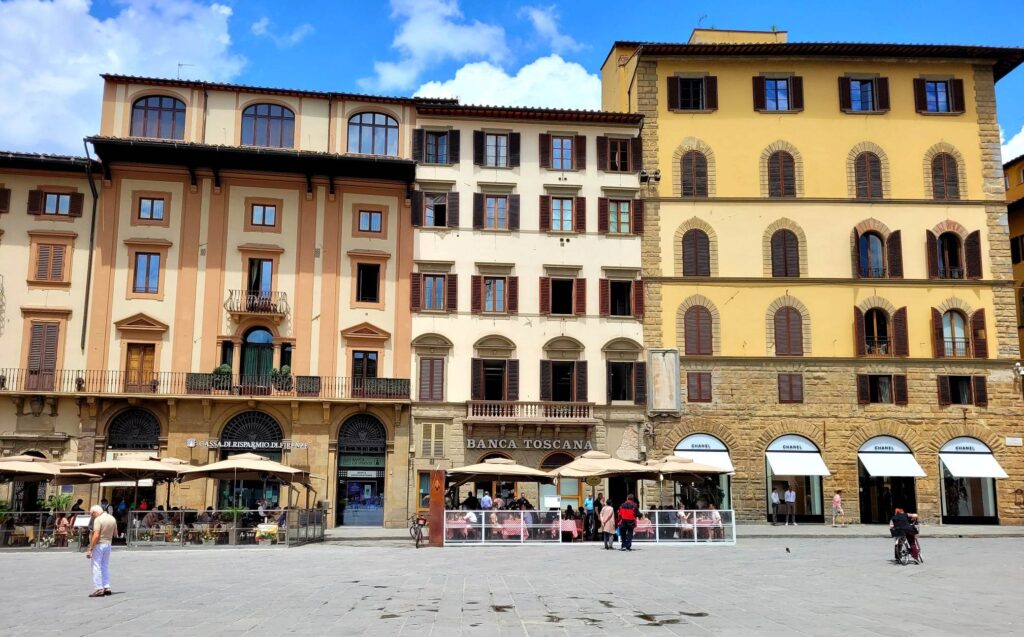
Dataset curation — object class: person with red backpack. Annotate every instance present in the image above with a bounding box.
[618,494,638,551]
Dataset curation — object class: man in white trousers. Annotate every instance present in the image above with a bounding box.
[86,504,116,597]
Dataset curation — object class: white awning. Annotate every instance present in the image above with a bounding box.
[766,452,831,476]
[939,453,1008,479]
[858,453,926,478]
[100,479,154,488]
[677,450,735,473]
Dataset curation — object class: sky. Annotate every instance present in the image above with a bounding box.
[1,0,1023,161]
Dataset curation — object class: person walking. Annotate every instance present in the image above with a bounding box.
[770,487,781,526]
[85,505,117,598]
[831,490,846,527]
[618,494,638,551]
[598,499,616,549]
[784,485,797,526]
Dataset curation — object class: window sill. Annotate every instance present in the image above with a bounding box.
[545,313,579,320]
[479,164,513,170]
[544,167,581,173]
[31,214,76,223]
[601,232,639,238]
[755,108,804,114]
[477,312,512,319]
[480,228,512,233]
[419,225,456,231]
[26,279,71,289]
[418,308,449,315]
[668,108,717,114]
[599,169,635,175]
[605,315,639,321]
[545,230,579,236]
[841,109,889,115]
[353,300,385,310]
[915,111,965,116]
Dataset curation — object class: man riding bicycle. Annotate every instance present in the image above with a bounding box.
[888,507,920,561]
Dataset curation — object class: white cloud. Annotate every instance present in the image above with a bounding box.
[0,0,245,155]
[1003,124,1024,163]
[251,16,269,36]
[519,5,582,54]
[414,55,600,110]
[250,16,314,48]
[360,0,507,91]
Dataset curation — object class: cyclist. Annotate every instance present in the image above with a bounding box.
[888,507,920,561]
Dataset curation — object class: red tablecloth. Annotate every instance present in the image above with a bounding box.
[635,520,654,537]
[500,522,524,539]
[446,518,469,539]
[555,519,578,539]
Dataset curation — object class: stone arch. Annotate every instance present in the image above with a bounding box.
[477,451,512,462]
[852,218,893,239]
[846,142,892,198]
[856,295,897,315]
[670,137,717,197]
[759,140,804,198]
[330,405,396,442]
[918,425,1004,456]
[220,410,284,444]
[765,295,812,356]
[923,142,968,199]
[473,334,516,358]
[214,404,292,440]
[672,217,719,277]
[847,425,926,456]
[931,219,969,239]
[540,451,576,469]
[602,337,643,361]
[337,414,388,454]
[543,336,585,359]
[754,424,824,456]
[233,318,281,338]
[935,297,975,316]
[675,295,721,354]
[104,408,163,449]
[762,218,809,278]
[653,418,742,457]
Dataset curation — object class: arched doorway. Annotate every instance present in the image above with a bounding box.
[472,453,517,506]
[765,434,830,523]
[240,327,274,385]
[939,437,1007,524]
[675,434,733,509]
[539,452,581,510]
[336,414,387,526]
[217,411,283,509]
[10,450,47,511]
[103,409,161,509]
[857,435,925,523]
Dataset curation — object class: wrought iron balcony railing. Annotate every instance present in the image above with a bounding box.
[943,337,971,358]
[224,290,290,316]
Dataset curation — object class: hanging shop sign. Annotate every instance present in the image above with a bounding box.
[465,438,593,450]
[186,438,308,450]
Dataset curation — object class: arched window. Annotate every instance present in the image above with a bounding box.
[131,95,186,140]
[774,307,803,356]
[680,150,709,197]
[854,152,883,199]
[864,308,890,356]
[348,112,399,156]
[338,414,387,454]
[540,452,575,470]
[937,232,963,279]
[767,151,796,198]
[770,229,800,277]
[682,229,711,277]
[684,306,713,355]
[942,310,968,357]
[221,411,283,444]
[858,232,886,278]
[931,153,960,200]
[106,409,160,450]
[241,103,295,148]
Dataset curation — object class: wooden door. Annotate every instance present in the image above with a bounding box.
[125,343,156,392]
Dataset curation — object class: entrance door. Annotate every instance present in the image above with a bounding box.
[351,351,379,397]
[337,415,387,526]
[241,328,274,388]
[858,471,916,524]
[26,322,59,391]
[246,259,273,310]
[124,343,156,393]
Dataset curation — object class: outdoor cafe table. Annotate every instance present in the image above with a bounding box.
[446,517,469,540]
[556,519,578,540]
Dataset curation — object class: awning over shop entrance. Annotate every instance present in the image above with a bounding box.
[858,453,926,478]
[765,452,830,476]
[939,453,1008,479]
[674,434,735,473]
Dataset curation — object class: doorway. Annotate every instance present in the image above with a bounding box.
[240,328,274,386]
[858,472,916,524]
[337,414,387,526]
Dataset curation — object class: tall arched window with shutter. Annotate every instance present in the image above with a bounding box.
[931,153,960,200]
[770,229,800,277]
[241,103,295,148]
[854,152,883,199]
[767,151,796,198]
[773,307,804,356]
[680,150,709,197]
[131,95,186,140]
[863,308,890,356]
[684,306,713,355]
[681,229,711,277]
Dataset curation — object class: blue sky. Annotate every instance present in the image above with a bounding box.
[1,0,1022,158]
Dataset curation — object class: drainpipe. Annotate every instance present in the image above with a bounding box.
[80,140,100,352]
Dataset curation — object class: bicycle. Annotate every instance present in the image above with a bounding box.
[893,524,923,565]
[409,514,428,548]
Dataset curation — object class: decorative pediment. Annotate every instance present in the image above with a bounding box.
[114,313,169,334]
[411,333,454,350]
[340,322,391,342]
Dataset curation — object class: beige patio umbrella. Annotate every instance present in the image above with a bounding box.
[178,452,313,509]
[74,454,185,509]
[0,460,99,486]
[0,454,54,463]
[546,450,650,479]
[645,456,727,476]
[448,457,554,488]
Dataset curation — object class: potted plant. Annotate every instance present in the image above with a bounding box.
[296,375,321,397]
[271,366,293,392]
[75,377,86,391]
[185,372,213,394]
[212,364,233,391]
[220,505,248,545]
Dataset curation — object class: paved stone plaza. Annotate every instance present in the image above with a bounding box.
[1,537,1021,636]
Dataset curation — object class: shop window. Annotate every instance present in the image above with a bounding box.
[550,279,574,315]
[358,210,383,233]
[687,371,711,402]
[607,362,634,401]
[356,263,381,303]
[418,472,431,510]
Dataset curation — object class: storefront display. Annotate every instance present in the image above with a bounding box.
[764,434,829,522]
[857,436,925,524]
[674,433,733,509]
[215,411,284,509]
[336,414,387,526]
[939,437,1007,524]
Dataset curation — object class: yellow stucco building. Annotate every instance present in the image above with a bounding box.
[1004,152,1024,354]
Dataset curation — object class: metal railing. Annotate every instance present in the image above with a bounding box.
[224,290,290,316]
[466,401,594,421]
[0,511,90,551]
[864,337,891,356]
[630,509,736,545]
[943,338,971,358]
[937,267,964,280]
[0,369,410,400]
[859,266,887,279]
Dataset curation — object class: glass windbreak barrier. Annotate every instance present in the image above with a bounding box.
[443,510,560,544]
[124,508,324,547]
[0,511,90,550]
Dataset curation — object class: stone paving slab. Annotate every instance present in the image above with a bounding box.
[1,537,1021,636]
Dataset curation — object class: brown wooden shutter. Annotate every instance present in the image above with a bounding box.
[630,137,642,172]
[574,278,586,315]
[539,195,551,230]
[42,322,58,373]
[667,76,680,109]
[692,307,712,355]
[410,272,422,310]
[50,245,65,281]
[856,374,870,404]
[431,359,444,401]
[771,231,786,277]
[633,199,644,235]
[752,76,767,110]
[0,187,10,213]
[574,135,586,169]
[853,229,862,278]
[913,79,927,112]
[887,230,903,278]
[632,280,644,318]
[509,133,521,167]
[973,376,987,407]
[472,193,484,229]
[27,322,44,371]
[596,136,608,171]
[418,357,432,400]
[633,361,647,405]
[412,129,425,162]
[597,197,609,233]
[447,191,460,227]
[773,309,789,354]
[892,307,909,356]
[681,152,695,196]
[574,197,586,232]
[508,194,520,230]
[472,130,484,165]
[791,374,804,403]
[539,133,551,169]
[937,376,951,406]
[540,360,553,401]
[790,76,804,110]
[964,230,982,279]
[449,130,461,163]
[575,361,588,402]
[507,276,518,314]
[932,308,945,358]
[696,230,711,276]
[950,79,965,113]
[893,375,908,405]
[35,244,52,280]
[704,76,718,110]
[599,278,610,316]
[539,276,551,315]
[471,358,484,400]
[27,189,42,215]
[778,374,791,402]
[876,77,891,111]
[446,273,458,313]
[971,309,988,358]
[838,77,852,110]
[787,309,803,355]
[854,307,866,356]
[506,359,519,401]
[410,190,423,226]
[470,275,482,314]
[926,230,939,278]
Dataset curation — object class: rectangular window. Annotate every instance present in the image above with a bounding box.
[423,275,446,311]
[352,351,378,379]
[765,78,790,111]
[925,80,950,113]
[251,204,277,227]
[551,136,574,170]
[247,259,273,296]
[778,373,804,403]
[485,133,508,167]
[948,376,973,405]
[608,362,634,401]
[483,276,506,313]
[425,131,448,164]
[868,375,893,404]
[280,343,292,369]
[1010,235,1024,264]
[485,195,508,230]
[550,278,574,315]
[550,197,573,231]
[551,361,576,401]
[608,139,630,172]
[677,78,705,110]
[138,197,165,221]
[482,360,507,400]
[608,200,631,234]
[687,371,712,402]
[609,280,633,317]
[33,243,66,282]
[44,193,71,216]
[419,359,445,402]
[849,79,875,112]
[133,252,161,294]
[220,341,234,368]
[425,193,447,227]
[421,423,445,458]
[358,210,382,233]
[356,263,381,303]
